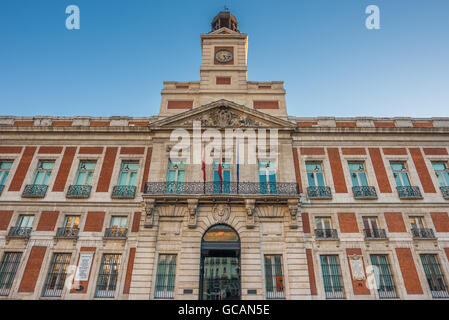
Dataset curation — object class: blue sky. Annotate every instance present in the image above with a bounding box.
[0,0,448,118]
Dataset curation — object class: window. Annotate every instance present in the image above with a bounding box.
[390,162,411,187]
[432,162,449,187]
[166,160,185,194]
[348,162,368,187]
[410,216,435,239]
[258,160,276,194]
[362,217,386,238]
[155,254,177,298]
[0,161,13,188]
[320,255,344,299]
[306,162,325,187]
[106,216,128,238]
[409,216,425,230]
[17,215,34,228]
[74,161,96,186]
[9,215,34,237]
[42,253,71,297]
[32,161,54,185]
[315,217,336,238]
[0,252,22,296]
[118,162,139,186]
[370,255,397,299]
[264,255,284,299]
[57,215,80,238]
[95,254,122,298]
[420,254,449,298]
[214,160,231,193]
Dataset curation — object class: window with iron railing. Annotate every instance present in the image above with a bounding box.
[306,162,332,199]
[0,252,22,296]
[8,215,34,238]
[56,216,80,238]
[420,254,449,298]
[363,217,387,239]
[320,255,345,299]
[264,255,284,299]
[166,160,185,194]
[348,162,377,199]
[67,161,96,198]
[258,160,277,195]
[390,162,422,199]
[432,162,449,198]
[314,217,338,239]
[42,253,71,297]
[154,254,177,299]
[22,161,54,198]
[112,162,139,198]
[370,255,397,299]
[105,216,128,239]
[409,216,435,239]
[0,161,13,196]
[95,254,122,298]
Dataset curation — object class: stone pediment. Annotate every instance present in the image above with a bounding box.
[149,100,295,129]
[208,27,240,35]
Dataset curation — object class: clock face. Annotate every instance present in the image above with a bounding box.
[215,49,234,63]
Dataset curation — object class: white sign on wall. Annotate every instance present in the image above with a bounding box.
[75,252,94,281]
[349,255,366,281]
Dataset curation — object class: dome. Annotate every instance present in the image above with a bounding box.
[211,10,239,33]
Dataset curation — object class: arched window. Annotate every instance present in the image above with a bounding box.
[202,225,239,242]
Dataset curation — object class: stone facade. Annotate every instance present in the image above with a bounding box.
[0,11,449,300]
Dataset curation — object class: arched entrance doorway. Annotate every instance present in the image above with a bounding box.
[199,224,241,300]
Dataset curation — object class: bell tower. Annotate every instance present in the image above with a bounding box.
[199,10,248,93]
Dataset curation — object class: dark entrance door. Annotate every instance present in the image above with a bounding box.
[199,225,241,300]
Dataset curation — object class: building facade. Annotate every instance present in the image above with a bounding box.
[1,11,449,300]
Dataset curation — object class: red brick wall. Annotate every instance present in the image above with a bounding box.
[36,211,59,231]
[368,148,392,193]
[129,121,149,127]
[52,121,73,127]
[78,147,104,154]
[384,212,407,232]
[297,121,318,127]
[346,248,370,295]
[382,148,407,155]
[253,101,279,109]
[423,148,448,156]
[37,146,63,154]
[409,148,436,193]
[395,248,423,295]
[413,122,433,128]
[83,212,105,232]
[341,148,366,155]
[0,146,22,154]
[292,147,303,193]
[8,146,37,191]
[52,147,77,192]
[216,77,231,85]
[430,212,449,233]
[70,247,96,294]
[132,212,141,233]
[300,147,325,155]
[90,121,110,127]
[96,147,118,192]
[0,211,13,230]
[167,101,193,109]
[338,213,359,233]
[327,148,347,193]
[123,248,136,294]
[301,212,310,234]
[140,147,153,192]
[120,147,145,155]
[18,246,47,293]
[305,249,317,295]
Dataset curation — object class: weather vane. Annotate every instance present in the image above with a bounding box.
[224,0,230,12]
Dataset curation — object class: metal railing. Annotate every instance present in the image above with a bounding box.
[325,291,345,299]
[7,227,32,238]
[22,184,48,198]
[315,229,338,240]
[144,182,299,195]
[440,186,449,199]
[111,185,136,199]
[378,286,398,299]
[396,186,423,199]
[428,279,449,298]
[55,227,79,239]
[0,252,22,296]
[364,228,388,239]
[307,186,332,199]
[411,228,436,239]
[104,227,128,239]
[352,186,377,199]
[66,185,92,199]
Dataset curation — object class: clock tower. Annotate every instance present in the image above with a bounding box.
[199,10,248,92]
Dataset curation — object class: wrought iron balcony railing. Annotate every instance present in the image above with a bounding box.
[364,228,387,239]
[307,186,332,199]
[427,278,449,298]
[111,185,137,199]
[396,186,423,199]
[411,228,436,239]
[440,186,449,199]
[55,227,79,239]
[66,185,92,199]
[315,228,338,240]
[352,186,377,199]
[0,185,4,196]
[325,290,345,300]
[144,182,299,195]
[104,227,128,239]
[22,184,48,198]
[377,286,398,299]
[7,227,32,238]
